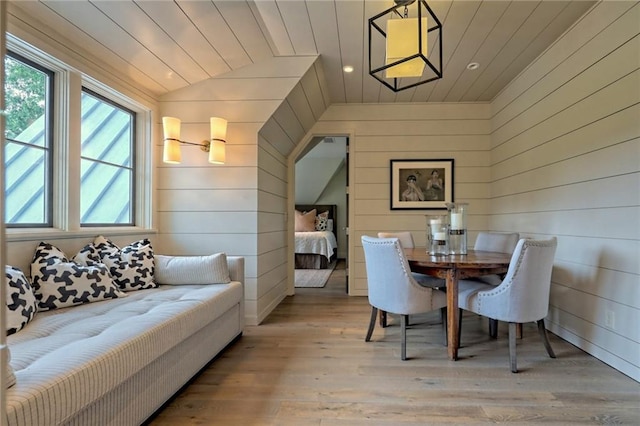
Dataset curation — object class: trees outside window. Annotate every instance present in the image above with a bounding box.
[3,52,53,226]
[4,49,141,229]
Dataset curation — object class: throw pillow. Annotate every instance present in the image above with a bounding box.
[30,242,126,311]
[155,253,231,285]
[89,236,157,292]
[295,209,316,232]
[5,265,37,336]
[315,210,330,231]
[326,218,334,233]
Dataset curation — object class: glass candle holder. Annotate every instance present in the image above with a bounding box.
[426,215,449,255]
[446,202,468,254]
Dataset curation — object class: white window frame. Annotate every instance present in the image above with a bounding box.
[5,35,154,240]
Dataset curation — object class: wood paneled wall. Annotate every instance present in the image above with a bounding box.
[158,56,328,324]
[4,0,637,381]
[308,102,492,295]
[488,1,639,380]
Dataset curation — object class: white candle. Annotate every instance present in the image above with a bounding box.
[434,232,446,241]
[450,213,464,230]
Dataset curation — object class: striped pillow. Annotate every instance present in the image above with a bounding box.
[154,253,230,285]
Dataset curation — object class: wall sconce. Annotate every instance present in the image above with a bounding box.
[162,116,227,164]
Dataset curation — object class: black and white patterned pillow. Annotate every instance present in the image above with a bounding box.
[90,236,156,292]
[30,242,126,311]
[315,210,330,231]
[5,265,37,336]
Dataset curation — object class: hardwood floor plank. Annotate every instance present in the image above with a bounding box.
[149,260,640,425]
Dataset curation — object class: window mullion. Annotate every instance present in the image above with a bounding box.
[63,71,82,231]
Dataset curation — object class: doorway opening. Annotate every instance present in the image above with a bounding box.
[293,136,348,292]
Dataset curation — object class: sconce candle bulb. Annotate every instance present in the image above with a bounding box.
[209,117,227,164]
[162,117,182,163]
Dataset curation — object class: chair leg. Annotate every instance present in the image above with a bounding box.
[537,319,556,358]
[365,307,378,342]
[401,314,408,360]
[509,322,518,373]
[379,310,388,328]
[489,319,498,339]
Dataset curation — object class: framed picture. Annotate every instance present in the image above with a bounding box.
[390,159,454,210]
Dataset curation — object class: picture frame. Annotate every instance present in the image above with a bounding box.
[390,159,454,210]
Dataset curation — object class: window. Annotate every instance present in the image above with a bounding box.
[4,36,151,235]
[3,51,53,227]
[80,89,135,226]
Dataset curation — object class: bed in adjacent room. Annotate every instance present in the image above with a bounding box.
[294,204,338,269]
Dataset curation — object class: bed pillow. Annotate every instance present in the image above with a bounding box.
[88,235,157,292]
[30,242,126,311]
[315,210,330,231]
[154,253,230,285]
[5,265,37,336]
[295,209,316,232]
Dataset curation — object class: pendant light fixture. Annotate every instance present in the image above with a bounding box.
[369,0,443,92]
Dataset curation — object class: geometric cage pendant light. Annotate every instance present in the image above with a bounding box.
[368,0,443,92]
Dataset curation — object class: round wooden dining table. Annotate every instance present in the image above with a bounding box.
[403,248,513,360]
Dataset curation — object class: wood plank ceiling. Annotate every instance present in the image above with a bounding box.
[8,0,596,104]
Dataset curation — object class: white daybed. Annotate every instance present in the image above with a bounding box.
[5,249,244,426]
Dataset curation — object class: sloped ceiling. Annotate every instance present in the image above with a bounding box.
[8,0,596,103]
[295,137,347,204]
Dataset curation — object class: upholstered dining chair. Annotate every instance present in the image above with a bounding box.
[473,232,520,285]
[457,237,558,372]
[469,231,520,337]
[474,231,521,253]
[377,231,415,248]
[377,232,444,328]
[362,236,447,360]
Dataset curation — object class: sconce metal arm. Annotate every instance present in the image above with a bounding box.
[164,137,211,152]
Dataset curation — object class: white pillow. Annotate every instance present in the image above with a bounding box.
[155,253,230,285]
[326,219,334,233]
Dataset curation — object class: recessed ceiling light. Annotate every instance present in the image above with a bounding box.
[467,62,480,70]
[343,65,354,73]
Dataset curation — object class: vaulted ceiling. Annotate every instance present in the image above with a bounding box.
[9,0,596,104]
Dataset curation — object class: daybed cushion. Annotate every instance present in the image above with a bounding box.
[155,253,230,285]
[5,266,37,336]
[30,242,126,311]
[6,281,243,426]
[5,349,16,389]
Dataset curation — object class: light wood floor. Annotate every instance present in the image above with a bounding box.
[150,260,640,425]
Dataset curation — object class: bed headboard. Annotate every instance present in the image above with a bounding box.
[295,204,337,239]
